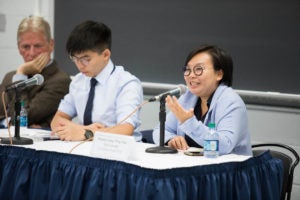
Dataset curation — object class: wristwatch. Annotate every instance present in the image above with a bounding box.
[84,130,94,139]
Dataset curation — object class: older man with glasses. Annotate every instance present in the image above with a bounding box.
[0,16,71,129]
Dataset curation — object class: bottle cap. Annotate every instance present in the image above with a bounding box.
[208,122,215,128]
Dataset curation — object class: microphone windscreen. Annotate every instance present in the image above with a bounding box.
[178,84,187,95]
[33,74,44,85]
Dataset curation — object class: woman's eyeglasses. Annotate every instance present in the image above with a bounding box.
[182,65,206,76]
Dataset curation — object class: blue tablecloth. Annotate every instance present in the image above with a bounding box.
[0,145,283,200]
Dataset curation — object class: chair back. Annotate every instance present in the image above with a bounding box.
[140,129,154,144]
[252,143,299,200]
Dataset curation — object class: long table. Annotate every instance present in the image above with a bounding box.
[0,129,283,200]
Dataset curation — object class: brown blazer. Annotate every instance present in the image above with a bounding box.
[0,60,71,128]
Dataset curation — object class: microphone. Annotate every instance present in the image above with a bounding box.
[148,84,187,102]
[5,74,44,92]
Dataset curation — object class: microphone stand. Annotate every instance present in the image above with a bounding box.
[146,96,177,154]
[1,89,33,145]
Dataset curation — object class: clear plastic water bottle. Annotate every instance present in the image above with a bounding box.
[20,100,28,127]
[204,122,219,158]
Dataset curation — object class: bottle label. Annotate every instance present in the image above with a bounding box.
[20,116,28,127]
[204,140,219,151]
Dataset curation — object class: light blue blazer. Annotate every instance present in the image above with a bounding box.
[153,84,252,155]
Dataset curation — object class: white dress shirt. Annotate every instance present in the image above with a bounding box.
[58,59,143,140]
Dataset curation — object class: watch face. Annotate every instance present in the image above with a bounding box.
[85,130,94,139]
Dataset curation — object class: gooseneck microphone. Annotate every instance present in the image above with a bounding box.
[5,74,44,92]
[148,84,187,102]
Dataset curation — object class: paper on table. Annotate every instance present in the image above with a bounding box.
[15,127,58,141]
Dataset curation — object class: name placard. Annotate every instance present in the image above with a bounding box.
[90,132,137,161]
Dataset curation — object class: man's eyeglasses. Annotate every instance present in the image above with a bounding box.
[69,55,90,66]
[183,65,206,76]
